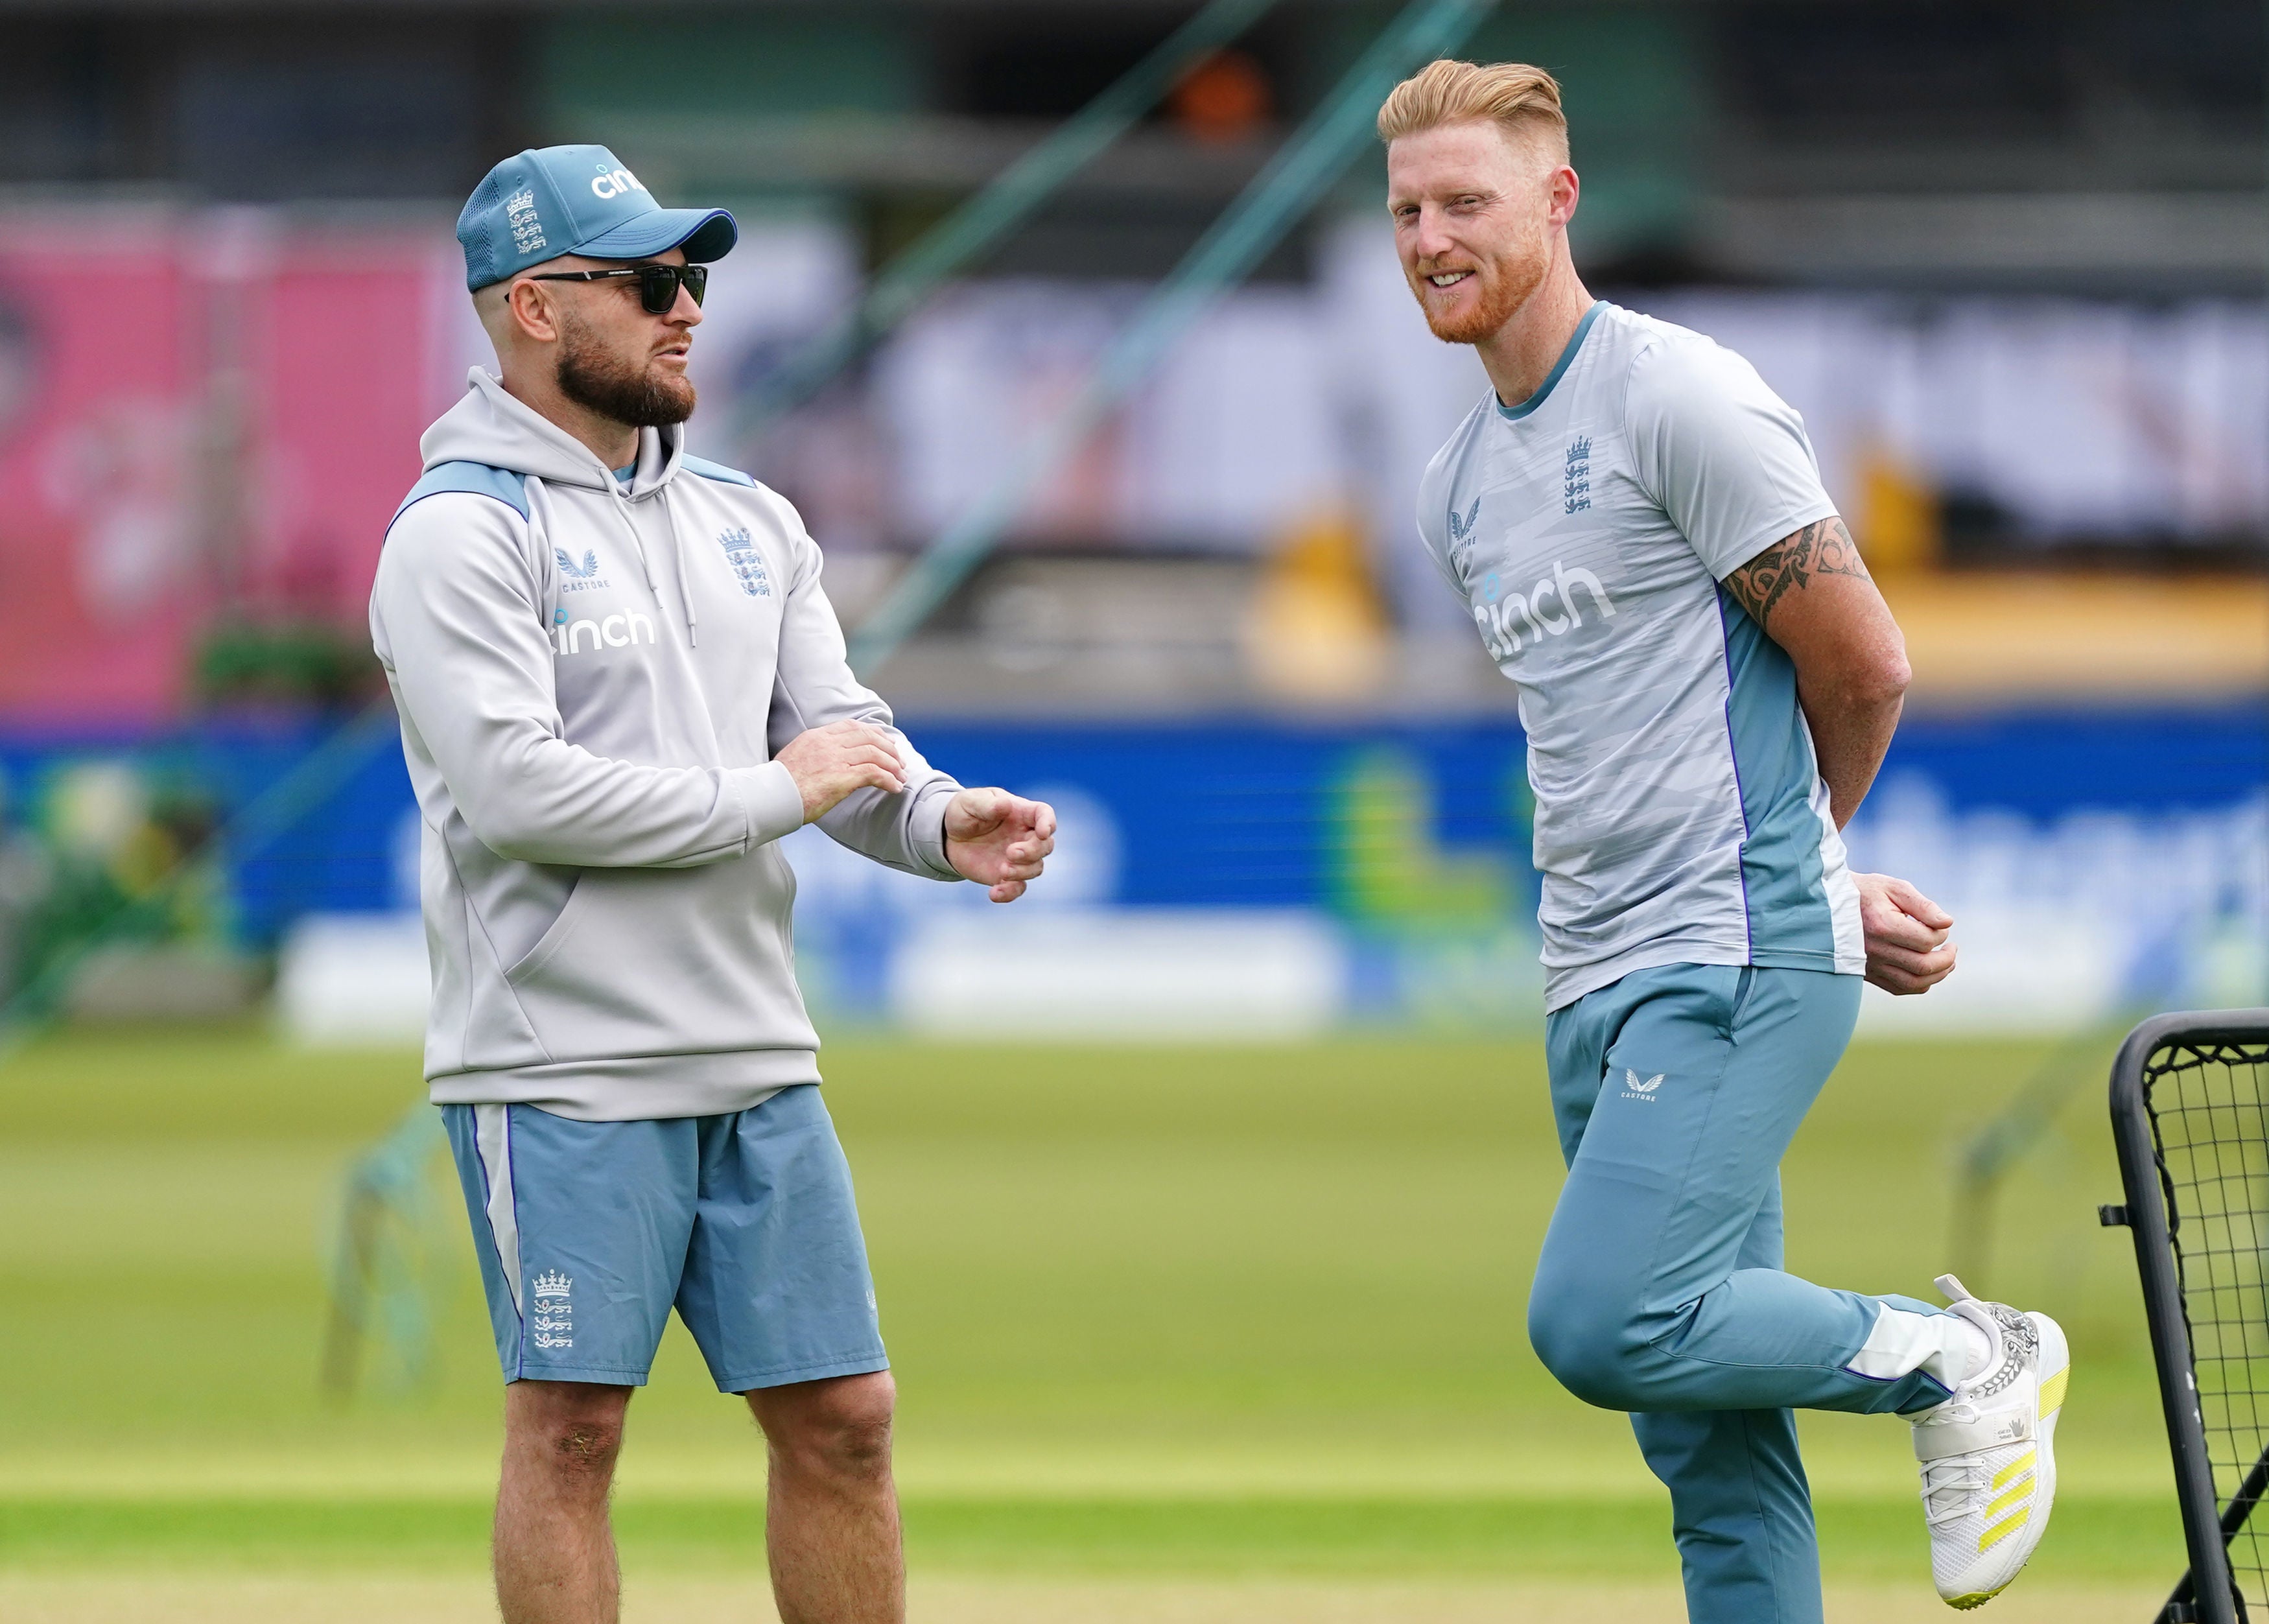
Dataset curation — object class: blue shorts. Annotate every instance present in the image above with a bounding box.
[440,1084,888,1392]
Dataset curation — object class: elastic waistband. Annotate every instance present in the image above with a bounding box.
[429,1048,818,1122]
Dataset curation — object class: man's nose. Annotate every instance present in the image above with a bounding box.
[1408,205,1455,259]
[668,284,703,325]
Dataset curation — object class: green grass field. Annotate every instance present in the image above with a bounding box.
[0,1024,2189,1618]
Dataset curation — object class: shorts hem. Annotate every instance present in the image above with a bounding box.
[506,1363,652,1387]
[716,1350,891,1395]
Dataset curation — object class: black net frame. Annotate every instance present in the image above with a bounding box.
[2108,1009,2269,1624]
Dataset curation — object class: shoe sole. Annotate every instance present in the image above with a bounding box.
[1944,1312,2069,1610]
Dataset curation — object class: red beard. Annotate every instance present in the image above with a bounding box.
[1412,242,1547,346]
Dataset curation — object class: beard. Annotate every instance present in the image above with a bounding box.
[1412,240,1547,346]
[555,308,697,428]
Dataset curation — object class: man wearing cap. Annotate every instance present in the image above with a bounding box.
[371,146,1056,1624]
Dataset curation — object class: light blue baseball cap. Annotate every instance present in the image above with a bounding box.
[457,144,738,292]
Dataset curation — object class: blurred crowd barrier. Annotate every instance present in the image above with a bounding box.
[0,204,2259,1043]
[0,705,2255,1042]
[858,227,2269,590]
[1,206,2263,729]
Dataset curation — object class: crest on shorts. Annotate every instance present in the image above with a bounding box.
[530,1270,575,1349]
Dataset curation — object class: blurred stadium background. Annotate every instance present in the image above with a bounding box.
[0,0,2263,1619]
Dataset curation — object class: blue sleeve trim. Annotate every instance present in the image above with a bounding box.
[392,460,530,527]
[679,453,757,488]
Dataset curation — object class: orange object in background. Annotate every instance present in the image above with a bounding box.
[1170,49,1274,143]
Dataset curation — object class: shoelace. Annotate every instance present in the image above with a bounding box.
[1918,1438,1997,1524]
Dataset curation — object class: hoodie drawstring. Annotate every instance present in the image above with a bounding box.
[603,481,661,602]
[661,488,699,648]
[605,478,699,650]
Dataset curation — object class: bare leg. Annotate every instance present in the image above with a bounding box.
[495,1380,633,1624]
[746,1371,904,1624]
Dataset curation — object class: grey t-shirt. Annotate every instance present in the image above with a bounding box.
[1417,301,1864,1011]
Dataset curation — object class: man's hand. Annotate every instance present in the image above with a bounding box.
[1854,872,1957,995]
[775,720,907,823]
[945,788,1056,903]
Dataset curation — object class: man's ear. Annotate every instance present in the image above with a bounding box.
[506,281,562,346]
[1548,165,1581,228]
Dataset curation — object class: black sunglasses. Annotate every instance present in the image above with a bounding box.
[526,263,707,314]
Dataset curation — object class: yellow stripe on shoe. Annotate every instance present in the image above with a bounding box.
[1979,1506,2033,1552]
[2038,1367,2069,1417]
[1991,1449,2038,1490]
[1985,1477,2034,1520]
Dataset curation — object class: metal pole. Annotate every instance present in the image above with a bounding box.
[735,0,1285,436]
[847,0,1499,675]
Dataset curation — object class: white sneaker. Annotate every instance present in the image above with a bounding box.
[1908,1274,2070,1610]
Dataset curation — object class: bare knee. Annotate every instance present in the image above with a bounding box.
[506,1380,631,1492]
[748,1371,895,1484]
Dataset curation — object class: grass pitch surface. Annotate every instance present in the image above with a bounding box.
[0,1024,2185,1602]
[0,1575,2179,1623]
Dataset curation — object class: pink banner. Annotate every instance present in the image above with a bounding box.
[0,211,198,722]
[0,208,462,724]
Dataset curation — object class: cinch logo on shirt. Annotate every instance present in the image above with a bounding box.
[1473,559,1618,661]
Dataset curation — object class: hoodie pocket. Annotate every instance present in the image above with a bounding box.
[501,851,812,1062]
[504,875,590,987]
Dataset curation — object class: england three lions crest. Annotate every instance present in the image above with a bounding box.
[530,1269,574,1350]
[717,528,771,598]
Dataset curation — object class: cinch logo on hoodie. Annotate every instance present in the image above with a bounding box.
[552,605,657,655]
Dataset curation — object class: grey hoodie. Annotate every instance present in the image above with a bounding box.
[370,369,963,1120]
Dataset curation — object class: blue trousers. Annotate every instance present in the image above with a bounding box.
[1534,964,1951,1624]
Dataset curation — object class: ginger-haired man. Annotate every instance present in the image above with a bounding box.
[1380,59,2067,1619]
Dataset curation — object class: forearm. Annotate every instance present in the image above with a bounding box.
[394,689,803,867]
[462,735,802,866]
[769,559,963,880]
[1797,681,1902,829]
[1724,516,1910,830]
[817,773,961,880]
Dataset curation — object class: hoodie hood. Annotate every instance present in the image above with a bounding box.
[421,368,687,497]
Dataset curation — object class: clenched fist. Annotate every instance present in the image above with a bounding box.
[945,788,1056,903]
[1853,872,1957,995]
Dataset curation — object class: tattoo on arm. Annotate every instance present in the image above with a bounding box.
[1724,516,1870,628]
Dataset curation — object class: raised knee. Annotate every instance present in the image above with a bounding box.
[758,1372,895,1482]
[1529,1281,1649,1411]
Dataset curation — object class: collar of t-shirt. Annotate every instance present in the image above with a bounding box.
[613,462,636,489]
